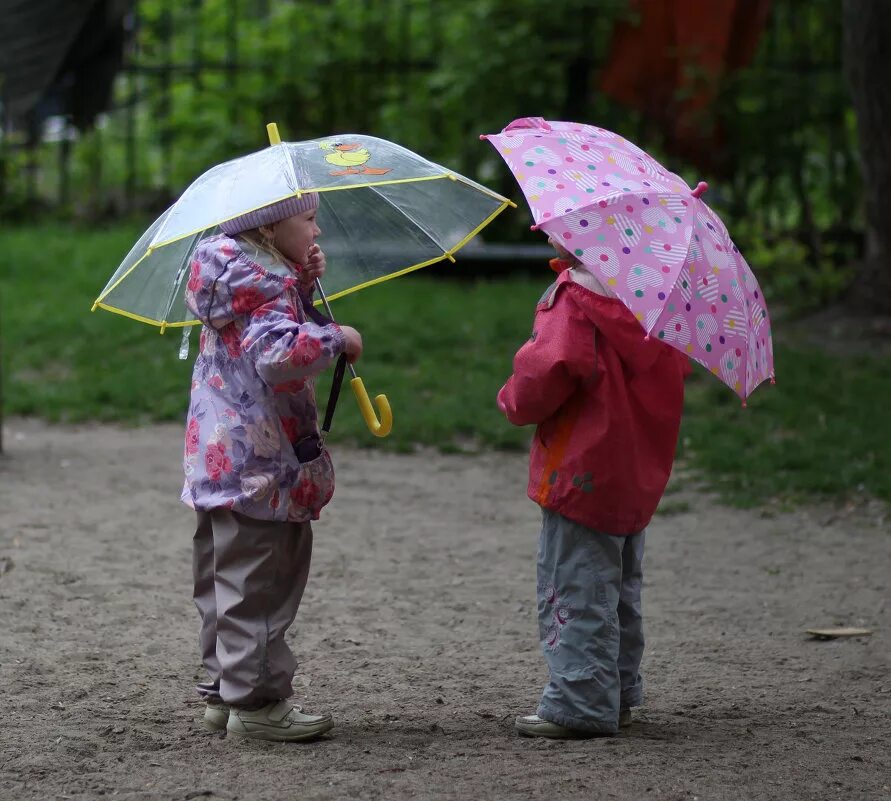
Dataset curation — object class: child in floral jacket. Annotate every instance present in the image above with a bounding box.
[183,192,362,742]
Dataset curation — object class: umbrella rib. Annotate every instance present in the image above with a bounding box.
[448,172,515,205]
[157,229,205,325]
[365,184,447,254]
[93,249,152,306]
[317,199,513,305]
[318,254,449,305]
[281,143,305,197]
[317,187,370,285]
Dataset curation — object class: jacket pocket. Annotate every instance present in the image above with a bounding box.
[288,447,335,520]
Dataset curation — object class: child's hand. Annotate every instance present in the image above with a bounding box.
[340,325,363,363]
[300,244,326,290]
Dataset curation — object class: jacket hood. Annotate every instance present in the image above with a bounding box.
[185,234,295,328]
[556,269,668,374]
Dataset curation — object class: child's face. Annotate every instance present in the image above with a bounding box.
[548,235,572,261]
[271,209,321,266]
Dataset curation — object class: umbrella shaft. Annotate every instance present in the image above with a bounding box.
[316,278,358,380]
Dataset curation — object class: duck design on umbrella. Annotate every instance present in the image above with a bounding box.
[319,140,391,176]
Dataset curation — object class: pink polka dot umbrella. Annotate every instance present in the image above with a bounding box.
[482,117,774,401]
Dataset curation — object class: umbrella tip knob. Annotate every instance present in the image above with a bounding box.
[692,181,708,199]
[530,224,538,231]
[770,377,776,385]
[741,400,748,408]
[479,134,487,140]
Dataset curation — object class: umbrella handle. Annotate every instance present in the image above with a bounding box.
[308,276,392,439]
[350,377,392,438]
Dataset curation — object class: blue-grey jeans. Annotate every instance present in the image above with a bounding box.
[536,509,645,734]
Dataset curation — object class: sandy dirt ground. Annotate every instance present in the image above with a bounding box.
[0,418,888,801]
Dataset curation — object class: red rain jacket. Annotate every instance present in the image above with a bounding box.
[498,268,689,535]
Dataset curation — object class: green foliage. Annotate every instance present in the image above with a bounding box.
[731,228,854,312]
[710,0,862,308]
[1,0,863,315]
[3,0,629,219]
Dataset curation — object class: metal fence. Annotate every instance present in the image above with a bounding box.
[0,0,860,265]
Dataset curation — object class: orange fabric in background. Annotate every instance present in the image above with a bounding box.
[600,0,772,174]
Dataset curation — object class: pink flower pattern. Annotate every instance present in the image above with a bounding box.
[280,416,301,444]
[204,442,233,481]
[232,286,268,315]
[220,323,241,358]
[187,260,202,292]
[543,584,571,651]
[185,417,200,455]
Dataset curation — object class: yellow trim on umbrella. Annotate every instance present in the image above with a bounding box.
[318,255,453,304]
[92,302,201,330]
[149,175,511,250]
[314,174,452,194]
[449,200,515,253]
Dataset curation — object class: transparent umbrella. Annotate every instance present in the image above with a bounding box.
[94,123,514,436]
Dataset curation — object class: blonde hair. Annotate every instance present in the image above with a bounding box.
[239,226,293,268]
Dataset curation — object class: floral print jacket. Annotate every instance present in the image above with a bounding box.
[181,234,345,522]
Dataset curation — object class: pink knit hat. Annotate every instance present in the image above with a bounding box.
[220,191,320,235]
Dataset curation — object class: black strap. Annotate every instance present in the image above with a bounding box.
[298,288,347,435]
[322,353,348,434]
[298,287,330,326]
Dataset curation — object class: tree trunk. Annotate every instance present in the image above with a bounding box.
[842,0,891,314]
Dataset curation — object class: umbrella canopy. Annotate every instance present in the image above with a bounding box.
[94,132,512,329]
[483,117,774,400]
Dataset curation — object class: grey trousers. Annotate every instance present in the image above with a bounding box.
[536,509,645,735]
[192,509,313,706]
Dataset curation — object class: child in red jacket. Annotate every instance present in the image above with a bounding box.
[498,239,689,738]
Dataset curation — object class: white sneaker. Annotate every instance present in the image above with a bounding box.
[515,714,593,739]
[227,700,333,742]
[201,699,229,731]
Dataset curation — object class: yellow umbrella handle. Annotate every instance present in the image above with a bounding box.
[350,377,392,438]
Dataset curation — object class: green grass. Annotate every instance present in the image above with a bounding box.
[0,223,540,451]
[681,345,891,505]
[1,223,888,506]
